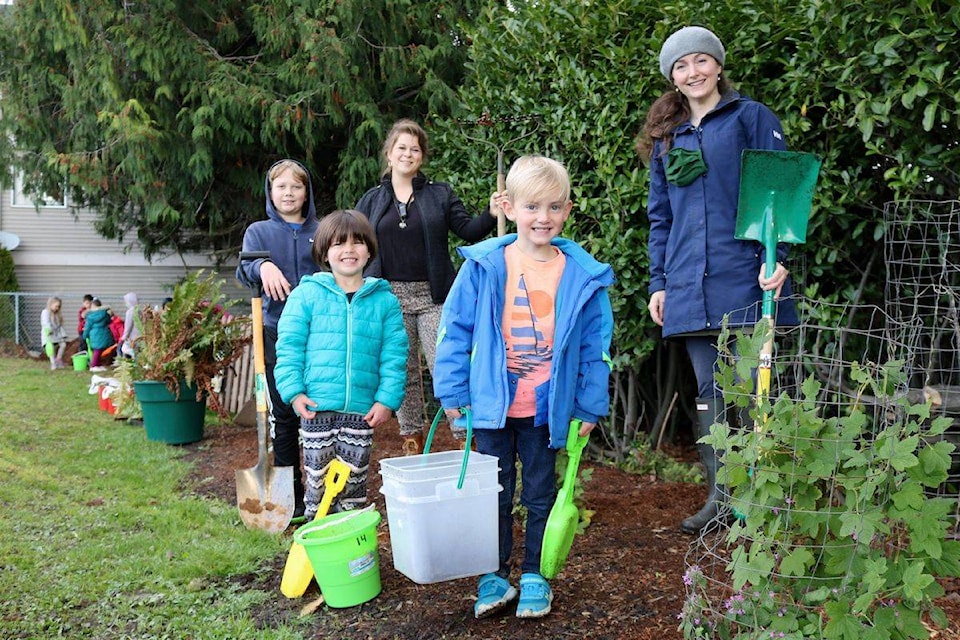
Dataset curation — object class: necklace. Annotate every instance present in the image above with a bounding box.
[395,195,413,229]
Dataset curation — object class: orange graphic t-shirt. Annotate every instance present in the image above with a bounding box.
[502,243,566,418]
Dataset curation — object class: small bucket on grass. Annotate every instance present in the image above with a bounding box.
[72,352,89,371]
[293,508,382,608]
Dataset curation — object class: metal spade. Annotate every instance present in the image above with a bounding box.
[235,251,295,533]
[735,150,821,422]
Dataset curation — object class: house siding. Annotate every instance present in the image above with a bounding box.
[0,190,248,305]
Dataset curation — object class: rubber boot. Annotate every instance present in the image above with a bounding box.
[681,397,723,535]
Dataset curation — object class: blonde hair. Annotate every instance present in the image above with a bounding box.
[312,210,379,268]
[46,297,63,325]
[380,119,429,177]
[505,155,571,203]
[268,160,309,187]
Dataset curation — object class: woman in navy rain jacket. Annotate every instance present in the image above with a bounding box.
[637,26,796,535]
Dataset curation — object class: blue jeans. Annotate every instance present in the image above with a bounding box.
[473,416,557,577]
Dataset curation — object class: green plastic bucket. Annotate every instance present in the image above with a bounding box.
[72,353,89,371]
[293,509,382,608]
[133,379,206,445]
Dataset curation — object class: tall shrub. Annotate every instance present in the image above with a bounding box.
[0,248,20,342]
[429,0,960,454]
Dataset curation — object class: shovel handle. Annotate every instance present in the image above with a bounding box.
[762,251,777,318]
[239,251,272,298]
[496,150,506,237]
[241,250,272,459]
[757,241,776,432]
[562,419,588,487]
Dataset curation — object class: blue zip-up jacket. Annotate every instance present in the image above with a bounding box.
[236,160,320,330]
[433,235,615,449]
[646,91,797,338]
[274,272,408,414]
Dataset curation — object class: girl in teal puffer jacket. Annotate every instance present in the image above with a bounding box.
[81,299,116,370]
[275,210,408,519]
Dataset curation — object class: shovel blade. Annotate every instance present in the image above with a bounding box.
[540,496,579,579]
[235,463,295,534]
[735,150,822,245]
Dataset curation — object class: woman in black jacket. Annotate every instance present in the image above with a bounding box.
[355,119,499,454]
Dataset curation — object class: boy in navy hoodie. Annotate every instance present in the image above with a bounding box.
[237,159,321,520]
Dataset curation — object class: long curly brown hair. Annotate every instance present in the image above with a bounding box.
[634,76,733,162]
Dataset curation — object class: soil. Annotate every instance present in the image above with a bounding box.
[182,419,960,640]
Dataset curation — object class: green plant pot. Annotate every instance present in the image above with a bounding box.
[133,379,206,445]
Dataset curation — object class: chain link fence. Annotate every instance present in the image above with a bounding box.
[0,291,255,415]
[0,292,105,353]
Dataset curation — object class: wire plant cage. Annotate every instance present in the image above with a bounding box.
[884,200,960,503]
[680,299,957,638]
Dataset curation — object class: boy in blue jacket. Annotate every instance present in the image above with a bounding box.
[433,155,614,619]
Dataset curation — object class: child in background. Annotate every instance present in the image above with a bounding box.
[237,159,322,520]
[40,296,68,369]
[108,312,125,358]
[118,292,140,357]
[433,156,614,619]
[274,210,407,519]
[82,298,116,372]
[77,294,93,335]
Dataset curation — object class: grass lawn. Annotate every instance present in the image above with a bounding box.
[0,357,305,638]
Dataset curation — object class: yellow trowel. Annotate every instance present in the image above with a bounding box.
[280,458,351,598]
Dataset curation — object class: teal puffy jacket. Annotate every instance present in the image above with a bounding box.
[274,273,408,414]
[81,308,115,350]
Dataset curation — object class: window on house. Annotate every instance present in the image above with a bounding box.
[10,172,67,208]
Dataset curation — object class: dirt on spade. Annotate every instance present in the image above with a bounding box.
[182,418,960,640]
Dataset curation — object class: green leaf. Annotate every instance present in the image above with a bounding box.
[928,605,949,630]
[780,547,814,576]
[890,480,924,511]
[873,34,899,55]
[922,100,938,131]
[867,607,894,639]
[900,561,935,601]
[885,435,920,471]
[823,600,861,640]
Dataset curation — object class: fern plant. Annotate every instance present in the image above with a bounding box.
[680,321,960,640]
[129,270,249,419]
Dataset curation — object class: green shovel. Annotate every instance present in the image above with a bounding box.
[735,149,821,426]
[540,419,588,579]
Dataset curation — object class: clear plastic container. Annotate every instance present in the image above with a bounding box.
[379,450,501,584]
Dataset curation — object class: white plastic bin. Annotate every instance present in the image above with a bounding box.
[380,450,501,584]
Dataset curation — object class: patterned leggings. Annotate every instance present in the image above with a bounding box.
[300,412,374,519]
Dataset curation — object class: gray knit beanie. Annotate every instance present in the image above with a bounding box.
[658,26,726,80]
